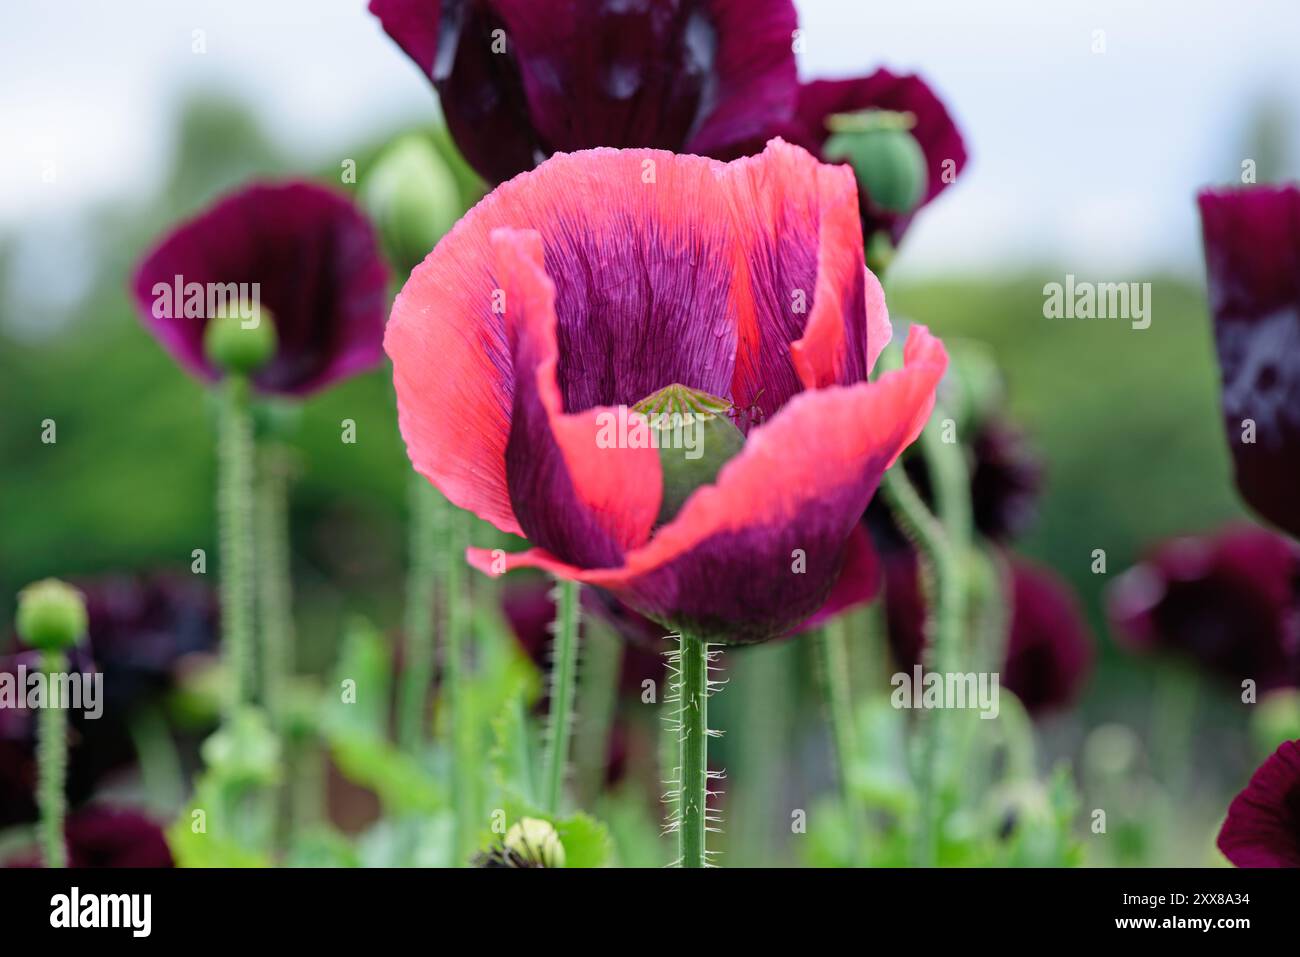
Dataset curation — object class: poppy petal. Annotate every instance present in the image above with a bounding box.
[721,139,879,422]
[1198,185,1300,539]
[1217,739,1300,868]
[471,325,946,642]
[495,227,661,563]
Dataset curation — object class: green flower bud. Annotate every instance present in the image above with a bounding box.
[633,384,746,525]
[15,578,87,652]
[824,110,928,215]
[204,305,277,376]
[504,817,566,868]
[362,134,462,273]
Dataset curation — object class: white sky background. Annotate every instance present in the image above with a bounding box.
[1,0,1298,280]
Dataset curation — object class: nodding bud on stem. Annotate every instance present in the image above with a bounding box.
[824,109,929,216]
[204,305,277,376]
[15,578,87,653]
[361,135,462,274]
[632,383,746,526]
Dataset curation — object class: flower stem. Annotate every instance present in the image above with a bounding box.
[439,500,473,865]
[573,618,620,806]
[398,475,439,752]
[255,442,294,725]
[542,578,581,813]
[217,374,257,714]
[881,449,965,867]
[816,617,861,855]
[37,648,68,868]
[676,631,710,868]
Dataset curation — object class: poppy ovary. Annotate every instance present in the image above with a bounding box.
[824,109,929,217]
[203,304,278,376]
[631,383,746,527]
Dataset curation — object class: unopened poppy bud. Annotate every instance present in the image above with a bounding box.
[503,817,566,868]
[204,305,277,376]
[633,384,746,525]
[362,134,462,273]
[824,110,928,215]
[15,579,88,652]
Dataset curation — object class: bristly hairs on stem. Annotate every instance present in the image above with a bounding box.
[661,635,725,867]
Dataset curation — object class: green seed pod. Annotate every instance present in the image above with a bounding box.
[362,134,462,274]
[824,110,928,215]
[204,305,277,376]
[633,384,746,525]
[503,817,566,868]
[15,579,87,652]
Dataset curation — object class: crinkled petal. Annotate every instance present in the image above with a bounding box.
[1217,740,1300,868]
[471,325,946,642]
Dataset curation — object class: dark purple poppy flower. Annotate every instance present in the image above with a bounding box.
[132,181,389,396]
[370,0,800,186]
[1,573,218,828]
[5,805,174,868]
[1107,525,1300,690]
[883,552,1093,714]
[1197,185,1300,539]
[1217,739,1300,867]
[782,68,968,246]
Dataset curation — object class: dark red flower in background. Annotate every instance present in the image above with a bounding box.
[1107,525,1300,690]
[883,552,1093,714]
[4,806,173,868]
[1198,185,1300,539]
[371,1,967,252]
[1217,739,1300,868]
[386,140,946,643]
[370,0,800,186]
[132,181,389,396]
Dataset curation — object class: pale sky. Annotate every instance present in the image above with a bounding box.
[1,0,1297,280]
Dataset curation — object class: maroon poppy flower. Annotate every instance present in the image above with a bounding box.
[132,181,389,396]
[4,805,173,868]
[883,552,1093,714]
[1217,739,1300,867]
[370,0,800,186]
[387,140,946,643]
[1107,525,1300,690]
[1197,185,1300,539]
[781,68,968,247]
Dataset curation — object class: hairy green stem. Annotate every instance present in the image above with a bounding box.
[881,458,962,867]
[217,375,257,713]
[38,649,68,868]
[817,617,861,855]
[542,578,581,813]
[676,632,709,868]
[256,443,294,724]
[398,476,439,752]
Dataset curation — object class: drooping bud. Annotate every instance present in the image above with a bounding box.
[204,305,277,376]
[361,134,462,273]
[15,578,87,653]
[632,384,746,525]
[824,110,929,215]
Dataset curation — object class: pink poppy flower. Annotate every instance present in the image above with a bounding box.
[386,139,947,643]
